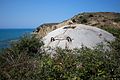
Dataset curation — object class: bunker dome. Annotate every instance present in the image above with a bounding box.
[42,24,115,50]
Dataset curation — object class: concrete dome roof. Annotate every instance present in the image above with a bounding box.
[43,24,115,50]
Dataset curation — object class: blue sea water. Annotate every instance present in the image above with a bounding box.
[0,29,34,48]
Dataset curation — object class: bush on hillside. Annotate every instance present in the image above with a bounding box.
[0,34,44,80]
[114,18,120,22]
[81,19,88,24]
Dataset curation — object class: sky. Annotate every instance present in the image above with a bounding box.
[0,0,120,29]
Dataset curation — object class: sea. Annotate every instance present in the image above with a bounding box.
[0,29,34,49]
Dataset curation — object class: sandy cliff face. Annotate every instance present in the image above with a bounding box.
[34,12,120,38]
[34,20,73,38]
[34,23,58,38]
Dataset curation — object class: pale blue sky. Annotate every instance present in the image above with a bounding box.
[0,0,120,28]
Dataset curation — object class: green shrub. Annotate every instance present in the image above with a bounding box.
[0,34,44,80]
[114,18,120,22]
[88,14,94,17]
[81,19,88,23]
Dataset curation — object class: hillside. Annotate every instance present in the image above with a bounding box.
[34,12,120,38]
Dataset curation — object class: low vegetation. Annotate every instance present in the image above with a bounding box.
[0,27,120,80]
[114,18,120,23]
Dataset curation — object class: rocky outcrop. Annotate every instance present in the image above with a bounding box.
[43,24,115,50]
[33,23,59,38]
[34,12,120,38]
